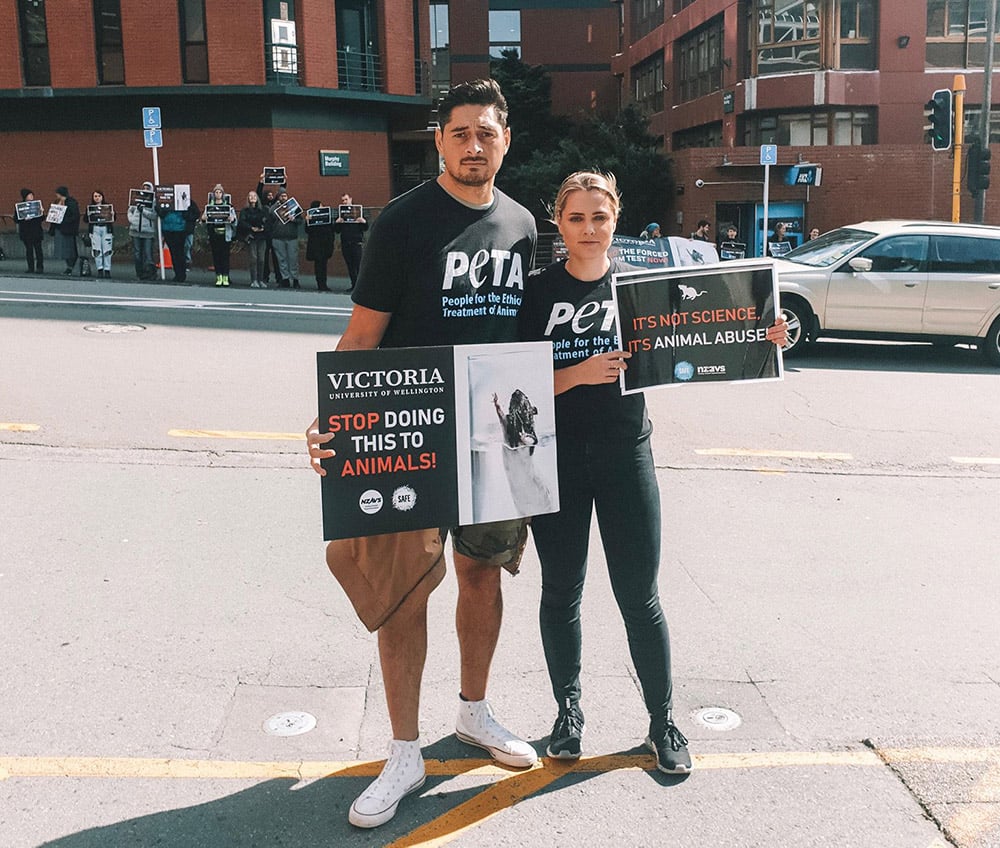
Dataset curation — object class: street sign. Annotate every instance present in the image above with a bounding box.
[143,128,163,148]
[142,107,162,129]
[760,144,778,166]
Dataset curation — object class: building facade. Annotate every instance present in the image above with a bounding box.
[613,0,1000,249]
[1,0,434,236]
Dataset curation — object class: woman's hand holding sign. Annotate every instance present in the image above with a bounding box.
[306,416,336,477]
[554,350,631,396]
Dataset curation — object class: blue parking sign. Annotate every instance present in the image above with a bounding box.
[760,144,778,166]
[143,128,163,148]
[142,107,162,129]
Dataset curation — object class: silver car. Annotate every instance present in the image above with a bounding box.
[776,220,1000,364]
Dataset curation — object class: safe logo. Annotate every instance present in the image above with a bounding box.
[674,361,695,381]
[359,489,384,514]
[392,486,417,512]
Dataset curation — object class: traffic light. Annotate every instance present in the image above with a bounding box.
[924,89,954,151]
[968,140,992,193]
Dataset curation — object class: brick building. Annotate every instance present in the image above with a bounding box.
[613,0,1000,250]
[1,0,434,233]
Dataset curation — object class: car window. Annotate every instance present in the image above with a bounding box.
[783,227,876,267]
[856,235,929,273]
[929,235,1000,273]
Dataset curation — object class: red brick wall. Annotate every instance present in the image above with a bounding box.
[301,0,339,89]
[47,1,97,88]
[381,0,415,95]
[206,1,265,85]
[448,0,489,83]
[0,0,23,88]
[121,0,181,87]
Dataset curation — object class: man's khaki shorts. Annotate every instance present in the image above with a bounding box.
[447,517,529,575]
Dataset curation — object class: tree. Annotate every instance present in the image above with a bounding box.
[490,53,674,235]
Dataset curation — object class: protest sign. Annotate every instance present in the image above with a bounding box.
[263,166,286,184]
[46,204,66,224]
[337,204,363,222]
[129,188,154,209]
[306,206,333,226]
[15,200,43,221]
[612,259,782,393]
[87,204,114,224]
[273,196,302,224]
[317,342,558,540]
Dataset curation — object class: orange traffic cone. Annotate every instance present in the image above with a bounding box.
[157,242,173,270]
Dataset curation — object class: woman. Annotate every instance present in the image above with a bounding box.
[17,189,44,273]
[305,200,335,291]
[769,221,792,256]
[237,190,269,288]
[87,189,114,278]
[202,183,237,286]
[519,171,786,774]
[50,186,81,276]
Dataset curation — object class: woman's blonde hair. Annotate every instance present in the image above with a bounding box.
[554,170,622,221]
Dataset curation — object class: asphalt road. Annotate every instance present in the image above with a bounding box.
[2,269,999,848]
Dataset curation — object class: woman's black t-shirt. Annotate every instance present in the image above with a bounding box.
[520,258,650,443]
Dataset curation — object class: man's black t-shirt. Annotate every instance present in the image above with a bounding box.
[352,180,537,348]
[519,258,650,442]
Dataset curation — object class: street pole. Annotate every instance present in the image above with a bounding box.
[762,162,770,258]
[952,74,966,223]
[152,146,165,281]
[974,0,997,223]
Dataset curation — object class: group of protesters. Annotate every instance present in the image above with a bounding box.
[11,180,367,290]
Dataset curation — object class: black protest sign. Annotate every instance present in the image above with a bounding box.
[612,260,782,393]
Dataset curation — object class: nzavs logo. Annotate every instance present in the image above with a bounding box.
[359,489,384,514]
[674,361,695,382]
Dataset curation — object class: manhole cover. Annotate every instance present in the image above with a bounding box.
[83,323,146,333]
[693,707,742,731]
[263,711,317,737]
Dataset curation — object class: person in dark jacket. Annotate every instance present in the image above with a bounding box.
[334,192,368,291]
[157,195,200,283]
[305,200,335,292]
[237,189,269,288]
[269,187,301,289]
[50,186,81,275]
[17,188,44,273]
[256,176,283,286]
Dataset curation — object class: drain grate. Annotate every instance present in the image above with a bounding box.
[262,711,317,737]
[693,707,742,731]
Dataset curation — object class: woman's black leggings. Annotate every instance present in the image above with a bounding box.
[531,435,673,721]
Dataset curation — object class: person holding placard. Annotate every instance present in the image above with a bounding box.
[87,190,114,278]
[127,181,158,281]
[305,200,334,291]
[305,78,537,830]
[270,187,301,289]
[237,190,269,288]
[16,189,44,274]
[519,171,786,774]
[334,193,368,290]
[201,183,237,287]
[49,186,81,276]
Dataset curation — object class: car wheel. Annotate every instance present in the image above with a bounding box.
[779,295,813,356]
[982,317,1000,366]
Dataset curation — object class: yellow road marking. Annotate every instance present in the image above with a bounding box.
[0,422,39,432]
[167,429,305,441]
[695,448,853,460]
[952,456,1000,465]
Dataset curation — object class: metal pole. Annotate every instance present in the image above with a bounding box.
[762,163,770,258]
[952,74,966,223]
[975,0,997,223]
[152,146,165,281]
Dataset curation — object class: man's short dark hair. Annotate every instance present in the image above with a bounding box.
[437,78,509,129]
[697,219,711,229]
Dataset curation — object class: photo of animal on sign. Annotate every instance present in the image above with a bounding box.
[316,342,558,541]
[611,259,783,393]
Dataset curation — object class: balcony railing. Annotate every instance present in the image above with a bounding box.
[337,48,382,92]
[265,41,302,85]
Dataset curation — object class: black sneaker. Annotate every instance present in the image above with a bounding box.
[646,712,692,774]
[546,698,585,760]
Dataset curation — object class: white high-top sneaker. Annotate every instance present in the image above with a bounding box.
[455,698,538,768]
[348,739,426,828]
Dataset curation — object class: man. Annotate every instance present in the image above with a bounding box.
[719,224,745,260]
[639,221,660,240]
[334,193,368,290]
[50,186,81,275]
[306,78,537,829]
[127,181,158,280]
[691,218,711,241]
[270,187,301,288]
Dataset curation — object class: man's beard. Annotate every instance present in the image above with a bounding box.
[449,162,494,187]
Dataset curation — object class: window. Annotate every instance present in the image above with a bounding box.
[678,16,724,103]
[94,0,124,85]
[633,0,664,41]
[17,0,50,87]
[746,109,876,145]
[859,236,928,273]
[489,10,520,59]
[179,0,208,83]
[673,122,724,149]
[633,51,664,114]
[338,0,381,92]
[927,0,1000,68]
[751,0,875,75]
[430,3,450,99]
[930,235,1000,273]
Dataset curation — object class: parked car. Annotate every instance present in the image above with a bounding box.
[775,220,1000,364]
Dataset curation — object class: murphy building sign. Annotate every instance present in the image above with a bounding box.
[319,149,350,176]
